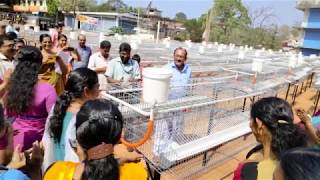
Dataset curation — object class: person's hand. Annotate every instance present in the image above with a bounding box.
[3,69,12,84]
[295,108,312,125]
[114,144,143,165]
[25,141,44,168]
[70,50,80,61]
[7,144,26,169]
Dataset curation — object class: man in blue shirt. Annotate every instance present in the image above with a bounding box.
[166,47,192,99]
[153,47,192,156]
[74,34,92,70]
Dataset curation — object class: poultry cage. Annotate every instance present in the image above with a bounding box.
[100,75,285,179]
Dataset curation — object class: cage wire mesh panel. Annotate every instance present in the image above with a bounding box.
[102,79,278,178]
[98,42,316,179]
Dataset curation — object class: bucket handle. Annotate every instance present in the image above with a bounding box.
[120,118,154,148]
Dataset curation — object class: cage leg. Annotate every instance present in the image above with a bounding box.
[315,91,319,105]
[314,90,320,115]
[300,82,304,95]
[154,171,161,180]
[202,152,208,166]
[146,161,161,180]
[292,85,298,105]
[309,73,314,88]
[203,108,215,166]
[250,96,256,105]
[242,98,247,112]
[305,79,309,92]
[285,84,291,101]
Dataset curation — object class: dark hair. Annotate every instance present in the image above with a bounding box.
[246,144,263,159]
[0,104,5,131]
[0,34,13,47]
[76,99,123,180]
[174,47,188,58]
[250,97,307,159]
[39,34,51,43]
[119,42,131,52]
[5,46,43,114]
[6,32,17,40]
[280,148,320,180]
[55,23,64,28]
[49,68,98,142]
[58,34,67,41]
[132,54,141,64]
[100,40,111,49]
[14,38,25,45]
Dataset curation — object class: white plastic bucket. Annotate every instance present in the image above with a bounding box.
[70,31,77,40]
[143,68,172,104]
[99,32,106,43]
[49,28,54,35]
[34,26,40,32]
[252,58,263,73]
[24,25,29,31]
[199,46,205,54]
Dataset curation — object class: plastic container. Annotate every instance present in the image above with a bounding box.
[252,58,263,72]
[99,32,106,43]
[34,26,40,33]
[143,68,172,104]
[70,31,77,40]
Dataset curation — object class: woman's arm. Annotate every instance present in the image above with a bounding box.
[0,124,13,165]
[296,109,320,144]
[5,125,13,164]
[0,69,12,98]
[56,56,68,76]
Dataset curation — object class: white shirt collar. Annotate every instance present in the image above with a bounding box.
[0,53,8,60]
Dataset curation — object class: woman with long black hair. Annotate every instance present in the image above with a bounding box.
[4,46,57,151]
[44,99,147,180]
[42,68,100,170]
[233,97,308,180]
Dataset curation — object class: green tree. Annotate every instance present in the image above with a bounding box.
[47,0,59,16]
[106,0,126,11]
[59,0,96,12]
[211,0,251,42]
[175,12,187,22]
[110,26,123,34]
[184,18,204,42]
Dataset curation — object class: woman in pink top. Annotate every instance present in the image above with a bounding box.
[4,46,57,151]
[50,24,63,49]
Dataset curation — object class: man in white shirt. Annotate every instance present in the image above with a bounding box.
[88,40,111,90]
[5,21,15,34]
[0,35,15,96]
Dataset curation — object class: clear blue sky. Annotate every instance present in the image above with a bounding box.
[97,0,303,26]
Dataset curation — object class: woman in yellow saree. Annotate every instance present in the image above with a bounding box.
[39,34,68,95]
[44,99,147,180]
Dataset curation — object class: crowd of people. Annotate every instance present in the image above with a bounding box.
[0,22,319,180]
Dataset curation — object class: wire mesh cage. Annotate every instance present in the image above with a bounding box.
[96,38,316,179]
[100,76,283,179]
